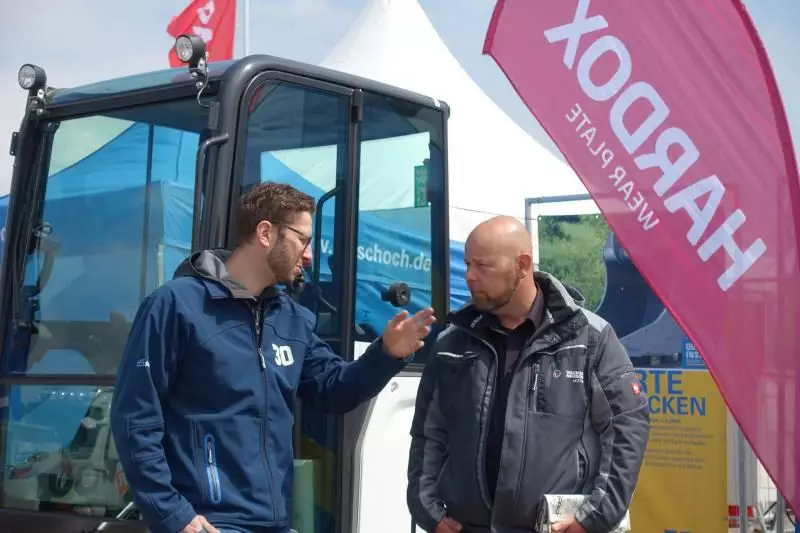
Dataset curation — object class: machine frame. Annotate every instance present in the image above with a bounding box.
[0,44,450,533]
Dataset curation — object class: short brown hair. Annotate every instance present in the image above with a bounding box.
[235,182,316,245]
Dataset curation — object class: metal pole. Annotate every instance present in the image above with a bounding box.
[738,426,748,533]
[776,494,786,532]
[243,0,251,56]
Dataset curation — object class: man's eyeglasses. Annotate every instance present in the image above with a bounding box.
[275,222,311,250]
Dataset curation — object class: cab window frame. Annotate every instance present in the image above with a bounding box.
[227,71,359,362]
[354,90,449,367]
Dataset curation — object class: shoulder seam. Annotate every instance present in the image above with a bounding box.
[580,308,609,334]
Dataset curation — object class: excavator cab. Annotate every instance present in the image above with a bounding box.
[0,36,449,533]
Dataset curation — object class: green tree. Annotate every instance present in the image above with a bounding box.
[538,214,609,311]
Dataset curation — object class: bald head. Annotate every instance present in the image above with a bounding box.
[464,216,535,313]
[467,215,532,257]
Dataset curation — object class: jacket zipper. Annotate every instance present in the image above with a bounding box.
[204,434,222,504]
[250,301,276,517]
[254,305,266,370]
[451,319,565,521]
[528,362,541,412]
[452,325,498,510]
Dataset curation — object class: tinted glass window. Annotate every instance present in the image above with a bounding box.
[51,61,233,105]
[237,79,350,339]
[352,92,446,360]
[2,99,206,377]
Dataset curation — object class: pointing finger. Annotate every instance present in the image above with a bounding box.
[414,307,435,320]
[389,310,409,327]
[419,314,436,327]
[408,308,436,327]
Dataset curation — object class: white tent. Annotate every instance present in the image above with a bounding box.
[319,0,591,243]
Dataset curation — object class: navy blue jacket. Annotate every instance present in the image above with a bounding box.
[110,250,406,533]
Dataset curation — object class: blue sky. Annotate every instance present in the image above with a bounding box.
[1,0,798,193]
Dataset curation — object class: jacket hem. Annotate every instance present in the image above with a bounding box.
[210,517,289,528]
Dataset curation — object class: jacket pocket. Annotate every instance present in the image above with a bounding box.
[508,412,585,525]
[438,449,490,526]
[534,356,588,420]
[575,444,589,492]
[204,434,223,504]
[191,416,274,519]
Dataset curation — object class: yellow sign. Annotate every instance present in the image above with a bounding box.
[629,368,728,533]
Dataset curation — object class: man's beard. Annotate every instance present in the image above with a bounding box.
[473,269,520,313]
[267,243,298,286]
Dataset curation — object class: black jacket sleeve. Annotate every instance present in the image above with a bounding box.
[576,324,650,533]
[407,344,449,532]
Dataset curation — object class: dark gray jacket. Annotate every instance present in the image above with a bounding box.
[407,272,650,533]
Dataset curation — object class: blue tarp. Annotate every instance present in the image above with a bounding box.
[0,121,469,336]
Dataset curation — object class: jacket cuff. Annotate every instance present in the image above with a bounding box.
[420,504,447,533]
[153,498,197,533]
[370,337,410,369]
[575,504,602,533]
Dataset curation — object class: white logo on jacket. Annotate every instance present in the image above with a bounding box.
[273,344,295,367]
[552,369,584,383]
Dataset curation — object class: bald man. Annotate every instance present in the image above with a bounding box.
[407,216,650,533]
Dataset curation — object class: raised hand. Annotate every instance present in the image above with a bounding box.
[382,307,436,359]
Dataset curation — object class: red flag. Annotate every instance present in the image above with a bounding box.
[484,0,799,511]
[167,0,237,67]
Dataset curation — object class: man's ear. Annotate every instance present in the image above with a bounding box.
[518,252,533,276]
[256,220,273,248]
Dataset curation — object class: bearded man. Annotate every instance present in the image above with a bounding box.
[111,182,435,533]
[407,216,649,533]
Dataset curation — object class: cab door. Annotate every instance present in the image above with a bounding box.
[227,72,360,533]
[226,70,450,533]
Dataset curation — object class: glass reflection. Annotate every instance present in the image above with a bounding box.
[1,385,130,517]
